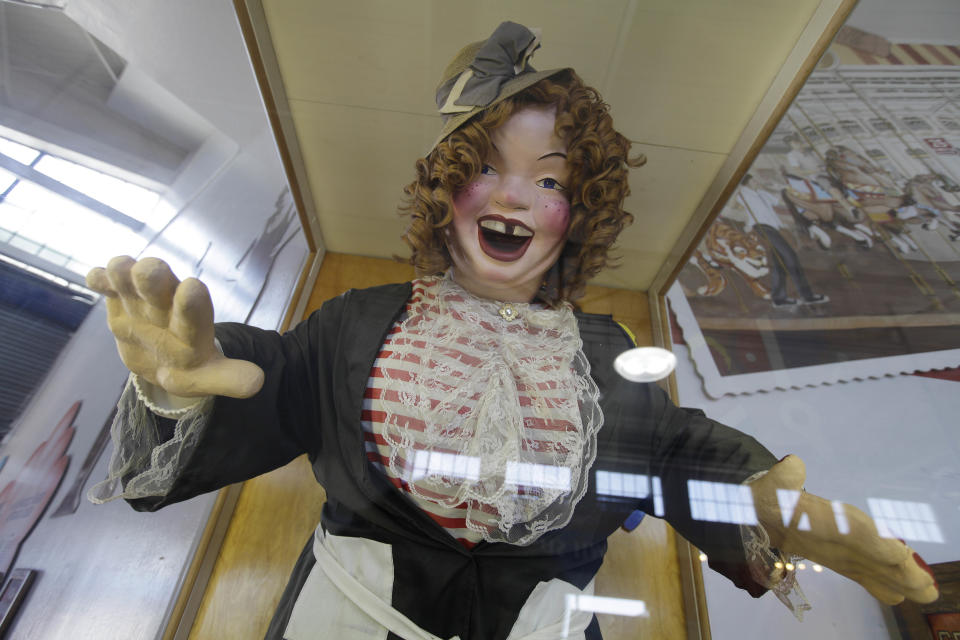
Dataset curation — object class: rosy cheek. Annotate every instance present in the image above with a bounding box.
[453,181,490,216]
[538,199,571,235]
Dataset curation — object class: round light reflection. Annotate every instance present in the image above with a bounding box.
[614,347,677,383]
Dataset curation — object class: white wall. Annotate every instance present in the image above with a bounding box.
[673,343,960,639]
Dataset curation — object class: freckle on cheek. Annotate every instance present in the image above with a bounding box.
[454,182,484,210]
[541,201,570,232]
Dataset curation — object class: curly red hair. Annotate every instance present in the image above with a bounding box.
[400,69,644,304]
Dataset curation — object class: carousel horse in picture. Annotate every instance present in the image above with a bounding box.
[904,173,960,241]
[779,168,873,250]
[690,219,772,299]
[825,146,925,254]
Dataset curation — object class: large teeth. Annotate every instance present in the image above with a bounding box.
[479,219,533,237]
[480,219,507,234]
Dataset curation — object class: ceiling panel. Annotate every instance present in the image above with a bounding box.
[606,0,819,153]
[257,0,838,290]
[288,100,434,241]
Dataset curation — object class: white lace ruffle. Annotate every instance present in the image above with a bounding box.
[87,375,213,503]
[377,274,603,546]
[741,469,812,620]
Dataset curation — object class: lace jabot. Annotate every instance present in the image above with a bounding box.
[376,274,603,545]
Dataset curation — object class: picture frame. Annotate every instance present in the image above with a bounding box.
[893,561,960,639]
[0,568,36,638]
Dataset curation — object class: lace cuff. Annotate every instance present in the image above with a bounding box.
[131,373,207,418]
[741,470,812,620]
[87,374,213,503]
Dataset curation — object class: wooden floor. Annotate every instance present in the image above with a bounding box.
[187,253,688,639]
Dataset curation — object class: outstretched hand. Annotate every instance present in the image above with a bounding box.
[87,256,264,399]
[751,455,939,605]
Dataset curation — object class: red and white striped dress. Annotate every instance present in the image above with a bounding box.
[361,277,587,548]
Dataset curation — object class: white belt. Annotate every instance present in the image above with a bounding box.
[312,531,458,640]
[312,531,592,640]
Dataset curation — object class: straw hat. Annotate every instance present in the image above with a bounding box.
[431,21,569,150]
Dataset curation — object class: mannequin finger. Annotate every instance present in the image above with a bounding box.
[861,557,937,605]
[157,357,264,399]
[896,549,939,601]
[86,267,117,297]
[169,278,215,354]
[105,256,139,297]
[858,578,906,606]
[105,255,146,320]
[131,258,179,325]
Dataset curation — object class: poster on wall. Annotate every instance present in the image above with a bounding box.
[670,66,960,397]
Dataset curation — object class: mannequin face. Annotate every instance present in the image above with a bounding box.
[447,106,571,303]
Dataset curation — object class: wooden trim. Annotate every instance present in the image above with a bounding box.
[690,312,960,332]
[280,249,324,331]
[286,249,326,330]
[649,290,681,403]
[648,0,858,298]
[232,0,323,253]
[651,288,700,639]
[676,537,712,640]
[163,484,243,640]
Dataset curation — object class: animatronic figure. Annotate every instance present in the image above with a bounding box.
[86,23,938,640]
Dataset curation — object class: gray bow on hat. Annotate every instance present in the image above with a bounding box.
[436,22,542,115]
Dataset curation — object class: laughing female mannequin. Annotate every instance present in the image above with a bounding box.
[87,22,937,640]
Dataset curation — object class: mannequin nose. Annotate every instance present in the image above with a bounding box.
[493,178,530,211]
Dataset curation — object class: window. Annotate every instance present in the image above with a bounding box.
[0,136,159,277]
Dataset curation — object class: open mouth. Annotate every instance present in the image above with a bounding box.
[477,216,533,262]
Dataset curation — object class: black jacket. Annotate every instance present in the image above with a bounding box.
[129,282,777,640]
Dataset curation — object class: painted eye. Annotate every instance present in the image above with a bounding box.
[537,177,565,191]
[480,164,497,175]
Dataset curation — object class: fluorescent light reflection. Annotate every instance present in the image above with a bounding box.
[0,166,17,193]
[0,137,40,165]
[689,480,758,525]
[0,182,147,275]
[34,155,160,223]
[409,451,480,482]
[407,455,574,492]
[831,500,850,534]
[562,595,648,637]
[867,498,944,543]
[595,471,664,516]
[505,461,571,491]
[775,489,811,530]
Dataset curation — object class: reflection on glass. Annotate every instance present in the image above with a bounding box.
[505,461,571,491]
[868,497,945,544]
[0,138,40,165]
[408,451,480,482]
[33,155,159,223]
[0,136,156,275]
[562,594,648,637]
[689,479,758,525]
[775,489,809,530]
[595,470,650,499]
[595,470,664,515]
[831,499,850,534]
